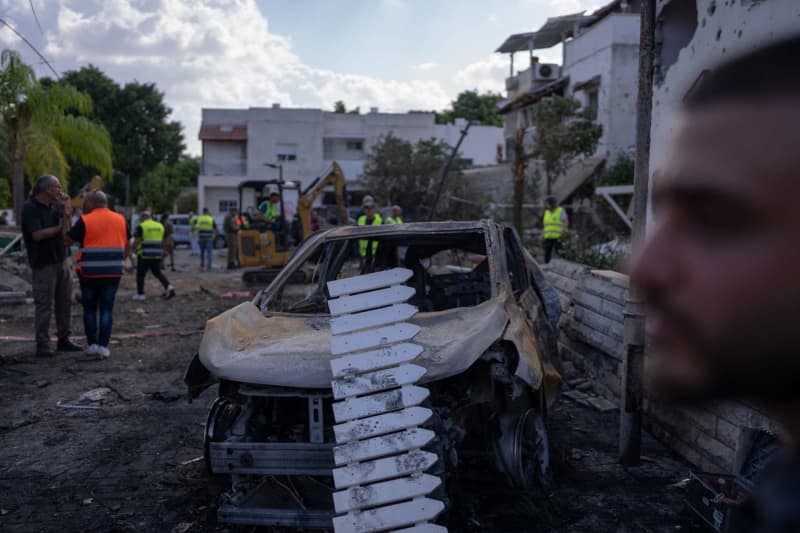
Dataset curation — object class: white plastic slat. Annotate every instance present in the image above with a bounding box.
[328,268,413,297]
[394,524,448,533]
[333,474,442,513]
[333,406,432,443]
[332,498,445,533]
[333,450,438,488]
[331,322,420,356]
[328,285,415,316]
[332,364,427,400]
[331,303,418,335]
[331,343,424,378]
[333,385,429,423]
[333,428,436,466]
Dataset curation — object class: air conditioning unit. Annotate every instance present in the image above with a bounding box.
[533,63,560,81]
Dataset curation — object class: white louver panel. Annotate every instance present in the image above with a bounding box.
[327,267,446,533]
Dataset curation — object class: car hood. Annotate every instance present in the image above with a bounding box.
[199,299,510,389]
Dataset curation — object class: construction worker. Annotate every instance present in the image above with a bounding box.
[258,192,281,223]
[195,208,217,270]
[357,198,382,261]
[542,196,568,264]
[132,210,175,301]
[385,205,404,224]
[188,210,200,256]
[65,191,129,359]
[223,207,246,270]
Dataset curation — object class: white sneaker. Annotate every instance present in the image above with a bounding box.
[86,344,99,356]
[133,294,145,301]
[98,346,110,358]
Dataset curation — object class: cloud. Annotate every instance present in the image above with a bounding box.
[453,55,508,94]
[487,14,498,24]
[0,0,450,155]
[412,62,438,72]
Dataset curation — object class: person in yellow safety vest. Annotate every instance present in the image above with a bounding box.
[357,199,382,260]
[385,205,404,224]
[542,195,568,264]
[258,192,281,222]
[132,211,175,301]
[195,208,217,270]
[188,210,200,256]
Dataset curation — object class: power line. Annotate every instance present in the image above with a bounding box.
[28,1,44,36]
[0,17,59,79]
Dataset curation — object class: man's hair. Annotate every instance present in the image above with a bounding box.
[86,190,107,207]
[685,35,800,109]
[31,175,58,196]
[203,208,210,214]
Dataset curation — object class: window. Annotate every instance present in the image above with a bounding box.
[276,143,297,162]
[586,89,599,121]
[323,139,334,160]
[219,199,238,213]
[346,141,363,151]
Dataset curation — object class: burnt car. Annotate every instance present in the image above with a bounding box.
[185,220,563,529]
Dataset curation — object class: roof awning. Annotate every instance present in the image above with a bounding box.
[497,76,569,114]
[494,12,591,53]
[552,156,606,203]
[198,124,247,141]
[573,75,601,92]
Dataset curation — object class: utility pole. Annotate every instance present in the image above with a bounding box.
[619,0,655,466]
[429,121,471,221]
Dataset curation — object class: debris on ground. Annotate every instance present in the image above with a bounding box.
[79,387,113,403]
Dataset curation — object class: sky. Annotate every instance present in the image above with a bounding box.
[0,0,603,156]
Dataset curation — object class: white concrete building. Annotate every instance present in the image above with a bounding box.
[197,106,503,216]
[495,0,641,201]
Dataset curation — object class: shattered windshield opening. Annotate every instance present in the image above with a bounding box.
[264,231,491,315]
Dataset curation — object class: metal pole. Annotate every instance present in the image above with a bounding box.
[619,0,655,466]
[428,121,472,221]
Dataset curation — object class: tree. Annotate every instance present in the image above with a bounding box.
[58,65,185,203]
[363,133,479,220]
[138,156,199,213]
[333,100,360,114]
[437,90,503,127]
[531,95,603,194]
[0,50,112,223]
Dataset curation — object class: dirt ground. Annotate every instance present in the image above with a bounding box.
[1,247,705,532]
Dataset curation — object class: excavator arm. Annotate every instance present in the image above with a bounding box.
[70,175,104,209]
[296,162,348,240]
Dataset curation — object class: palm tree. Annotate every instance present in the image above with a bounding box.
[0,49,112,223]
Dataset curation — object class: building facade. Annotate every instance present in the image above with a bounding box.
[198,106,503,217]
[496,1,641,201]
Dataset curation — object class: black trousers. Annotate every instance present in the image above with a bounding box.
[543,238,561,264]
[136,257,170,294]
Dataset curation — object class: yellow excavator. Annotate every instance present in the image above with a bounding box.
[238,162,349,285]
[70,176,104,209]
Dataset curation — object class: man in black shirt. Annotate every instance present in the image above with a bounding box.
[21,175,82,356]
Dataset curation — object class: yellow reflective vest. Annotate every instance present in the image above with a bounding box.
[543,207,565,240]
[357,213,383,257]
[385,216,403,224]
[138,219,165,259]
[195,214,215,241]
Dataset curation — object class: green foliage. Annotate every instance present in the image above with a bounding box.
[0,50,112,219]
[138,156,199,213]
[363,133,479,220]
[599,152,634,186]
[333,100,360,114]
[0,176,10,207]
[437,90,503,127]
[59,65,185,202]
[531,95,603,193]
[174,188,198,214]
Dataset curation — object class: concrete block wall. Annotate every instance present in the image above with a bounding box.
[542,259,780,474]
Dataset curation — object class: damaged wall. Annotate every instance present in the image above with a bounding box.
[543,259,781,474]
[648,0,800,216]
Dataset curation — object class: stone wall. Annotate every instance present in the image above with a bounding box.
[543,259,780,474]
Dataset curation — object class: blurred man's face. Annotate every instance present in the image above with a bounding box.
[44,179,62,203]
[630,100,800,403]
[392,207,401,217]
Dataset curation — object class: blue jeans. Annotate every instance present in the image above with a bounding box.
[199,239,213,268]
[80,277,120,347]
